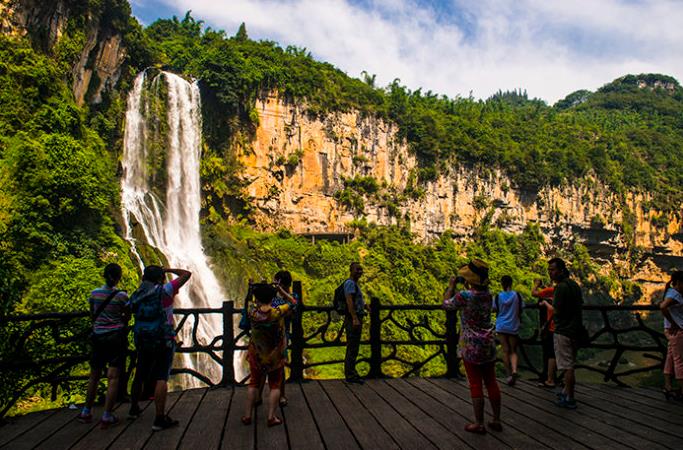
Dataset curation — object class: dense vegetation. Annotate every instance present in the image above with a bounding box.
[201,220,638,380]
[0,35,141,316]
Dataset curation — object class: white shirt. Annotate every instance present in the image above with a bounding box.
[663,288,683,329]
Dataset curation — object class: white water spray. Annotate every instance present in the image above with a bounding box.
[121,71,241,386]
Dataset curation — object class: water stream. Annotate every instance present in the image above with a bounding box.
[121,70,242,386]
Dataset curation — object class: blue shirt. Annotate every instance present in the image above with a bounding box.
[493,290,523,334]
[343,279,365,315]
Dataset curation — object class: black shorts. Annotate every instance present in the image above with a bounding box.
[135,341,175,382]
[90,330,128,370]
[542,332,556,359]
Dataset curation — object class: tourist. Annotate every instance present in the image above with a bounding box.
[661,271,683,400]
[443,259,502,434]
[239,271,298,406]
[548,257,583,409]
[532,279,557,388]
[493,275,523,386]
[129,265,191,431]
[77,263,130,428]
[242,282,296,427]
[344,262,366,384]
[270,270,297,406]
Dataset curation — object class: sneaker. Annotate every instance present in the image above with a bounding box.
[556,397,577,409]
[76,412,93,424]
[100,414,119,429]
[128,404,142,420]
[345,376,365,385]
[152,415,179,431]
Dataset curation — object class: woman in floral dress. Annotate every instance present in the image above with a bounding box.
[443,259,502,434]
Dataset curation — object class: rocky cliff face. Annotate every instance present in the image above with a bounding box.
[244,94,680,247]
[0,0,67,47]
[238,94,682,298]
[0,0,126,105]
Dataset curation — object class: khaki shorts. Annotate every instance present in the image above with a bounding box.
[554,333,577,371]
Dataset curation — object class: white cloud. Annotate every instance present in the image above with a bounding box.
[150,0,683,103]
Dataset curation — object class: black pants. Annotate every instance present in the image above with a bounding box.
[541,331,555,380]
[344,316,363,378]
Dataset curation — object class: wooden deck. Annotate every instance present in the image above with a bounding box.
[1,378,681,449]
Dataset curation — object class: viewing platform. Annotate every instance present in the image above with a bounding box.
[2,377,681,449]
[1,286,679,449]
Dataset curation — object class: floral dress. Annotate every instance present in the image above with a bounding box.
[246,302,292,373]
[443,289,496,364]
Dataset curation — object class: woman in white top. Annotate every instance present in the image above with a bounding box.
[493,275,524,386]
[661,270,683,401]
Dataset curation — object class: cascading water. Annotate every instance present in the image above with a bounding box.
[121,70,242,386]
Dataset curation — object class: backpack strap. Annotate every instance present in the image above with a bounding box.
[91,289,120,322]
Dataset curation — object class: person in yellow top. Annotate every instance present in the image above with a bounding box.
[242,282,296,427]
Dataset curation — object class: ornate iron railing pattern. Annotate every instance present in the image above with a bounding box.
[0,285,666,418]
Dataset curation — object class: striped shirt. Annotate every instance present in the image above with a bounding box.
[89,285,129,335]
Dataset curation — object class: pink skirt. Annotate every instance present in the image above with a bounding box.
[664,328,683,378]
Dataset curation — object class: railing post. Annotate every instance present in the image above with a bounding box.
[445,309,460,378]
[289,281,305,382]
[368,297,383,378]
[221,301,235,387]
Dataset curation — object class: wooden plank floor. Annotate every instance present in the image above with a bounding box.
[2,378,682,449]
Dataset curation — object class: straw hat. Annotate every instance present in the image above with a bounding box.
[458,259,490,286]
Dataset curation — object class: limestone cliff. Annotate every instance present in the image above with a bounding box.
[237,93,682,298]
[0,0,126,105]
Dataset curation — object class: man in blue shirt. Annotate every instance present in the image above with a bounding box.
[344,262,365,384]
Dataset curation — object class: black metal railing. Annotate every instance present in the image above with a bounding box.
[0,283,667,418]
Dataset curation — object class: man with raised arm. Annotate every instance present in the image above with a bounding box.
[128,265,191,431]
[548,257,583,409]
[344,262,366,384]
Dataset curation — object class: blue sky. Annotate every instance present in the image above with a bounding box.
[130,0,683,103]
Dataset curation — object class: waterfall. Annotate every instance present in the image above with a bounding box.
[121,70,240,386]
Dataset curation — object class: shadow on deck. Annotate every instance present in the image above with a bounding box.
[1,378,681,449]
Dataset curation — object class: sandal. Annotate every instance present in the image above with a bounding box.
[537,381,556,388]
[464,423,486,434]
[279,396,288,407]
[267,416,283,427]
[241,416,252,425]
[487,421,503,432]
